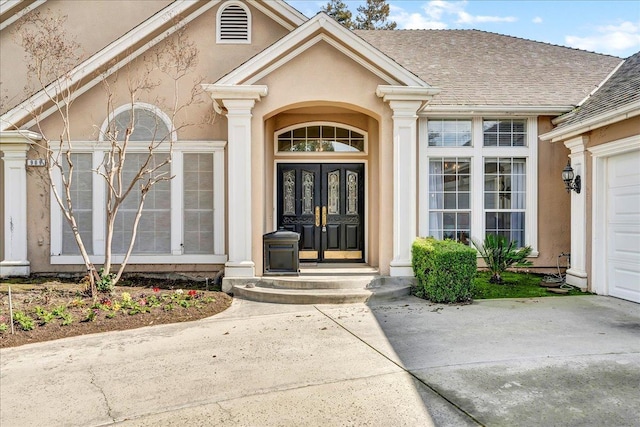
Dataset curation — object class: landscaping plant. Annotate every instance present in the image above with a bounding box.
[412,237,477,303]
[472,234,532,284]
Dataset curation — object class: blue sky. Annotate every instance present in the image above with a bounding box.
[287,1,640,58]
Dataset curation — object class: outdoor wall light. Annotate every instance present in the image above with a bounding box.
[562,160,581,193]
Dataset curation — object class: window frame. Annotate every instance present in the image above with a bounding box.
[50,140,227,265]
[274,122,368,157]
[419,115,538,255]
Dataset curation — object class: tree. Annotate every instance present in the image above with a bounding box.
[11,11,202,299]
[472,234,533,284]
[321,0,354,29]
[354,0,397,30]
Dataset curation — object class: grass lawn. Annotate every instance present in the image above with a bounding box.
[473,271,588,299]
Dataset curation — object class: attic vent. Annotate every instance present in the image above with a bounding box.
[217,2,251,44]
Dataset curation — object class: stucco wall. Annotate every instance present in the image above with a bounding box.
[0,0,172,115]
[250,40,393,274]
[537,116,572,268]
[19,1,291,274]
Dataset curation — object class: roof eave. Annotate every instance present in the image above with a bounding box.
[419,105,575,116]
[215,13,430,88]
[539,101,640,142]
[0,0,46,31]
[0,0,221,132]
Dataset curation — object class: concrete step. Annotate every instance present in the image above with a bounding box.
[257,276,377,290]
[231,276,414,305]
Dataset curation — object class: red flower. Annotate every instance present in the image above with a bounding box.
[188,290,197,297]
[152,287,160,293]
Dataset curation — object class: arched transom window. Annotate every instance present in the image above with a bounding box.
[277,123,367,153]
[102,103,174,143]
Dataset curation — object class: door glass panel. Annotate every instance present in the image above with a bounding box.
[283,170,295,215]
[328,170,340,214]
[302,171,314,214]
[347,171,358,215]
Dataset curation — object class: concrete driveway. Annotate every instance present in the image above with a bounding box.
[1,295,638,426]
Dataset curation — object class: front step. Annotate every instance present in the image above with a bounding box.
[228,276,414,304]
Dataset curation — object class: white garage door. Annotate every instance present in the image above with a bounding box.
[607,150,640,302]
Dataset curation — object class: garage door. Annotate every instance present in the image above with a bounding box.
[607,150,640,302]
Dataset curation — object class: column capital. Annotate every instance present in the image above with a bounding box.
[201,84,268,115]
[0,130,41,154]
[564,135,588,154]
[376,85,439,113]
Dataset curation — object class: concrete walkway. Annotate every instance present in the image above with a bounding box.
[1,295,638,426]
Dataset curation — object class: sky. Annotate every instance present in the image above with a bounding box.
[287,1,640,58]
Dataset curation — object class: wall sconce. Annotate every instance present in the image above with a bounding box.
[562,161,581,193]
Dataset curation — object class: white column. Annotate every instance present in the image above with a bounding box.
[388,100,422,276]
[0,131,39,277]
[223,98,257,277]
[202,85,267,278]
[377,86,439,277]
[564,136,588,290]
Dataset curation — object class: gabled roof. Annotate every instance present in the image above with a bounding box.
[214,12,432,88]
[0,0,307,131]
[540,50,640,141]
[559,51,640,126]
[356,29,622,109]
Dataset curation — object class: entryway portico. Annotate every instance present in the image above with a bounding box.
[202,12,439,285]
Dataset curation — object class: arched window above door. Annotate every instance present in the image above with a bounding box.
[276,123,367,154]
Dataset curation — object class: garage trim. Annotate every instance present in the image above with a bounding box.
[589,135,640,297]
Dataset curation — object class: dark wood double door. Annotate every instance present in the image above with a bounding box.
[277,163,365,262]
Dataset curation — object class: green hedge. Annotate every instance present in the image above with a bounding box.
[411,237,477,303]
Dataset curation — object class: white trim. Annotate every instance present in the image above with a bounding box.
[0,133,37,276]
[1,0,222,131]
[564,136,588,289]
[251,0,307,30]
[215,13,430,88]
[216,0,251,45]
[419,115,539,255]
[589,135,640,296]
[274,121,369,156]
[420,105,574,116]
[51,254,227,265]
[0,0,46,31]
[99,102,177,143]
[49,140,227,264]
[540,100,640,142]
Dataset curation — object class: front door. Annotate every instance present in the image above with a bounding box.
[277,163,365,262]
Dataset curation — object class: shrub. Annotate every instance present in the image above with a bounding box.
[472,234,532,284]
[13,311,35,331]
[412,237,477,303]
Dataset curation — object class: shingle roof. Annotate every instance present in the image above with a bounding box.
[554,50,640,128]
[355,29,622,107]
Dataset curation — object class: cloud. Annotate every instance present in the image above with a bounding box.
[392,0,517,29]
[565,21,640,55]
[533,17,543,24]
[456,11,517,24]
[390,6,448,29]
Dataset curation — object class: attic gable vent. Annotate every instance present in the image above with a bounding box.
[217,2,251,44]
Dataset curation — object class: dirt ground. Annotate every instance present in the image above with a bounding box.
[0,279,232,348]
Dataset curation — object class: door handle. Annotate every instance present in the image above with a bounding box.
[315,206,320,227]
[322,206,327,227]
